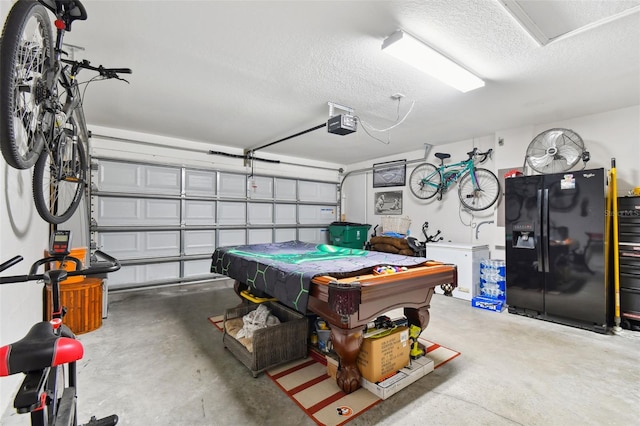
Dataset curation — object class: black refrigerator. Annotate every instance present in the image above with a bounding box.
[505,168,611,333]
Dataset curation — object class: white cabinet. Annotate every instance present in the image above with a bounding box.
[426,242,490,301]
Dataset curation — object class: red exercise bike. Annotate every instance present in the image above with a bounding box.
[0,230,120,426]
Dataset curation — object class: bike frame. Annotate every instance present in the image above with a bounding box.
[423,157,479,194]
[42,10,86,157]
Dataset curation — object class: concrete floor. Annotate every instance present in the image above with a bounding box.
[2,279,639,425]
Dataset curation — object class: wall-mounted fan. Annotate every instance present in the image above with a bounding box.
[524,128,590,174]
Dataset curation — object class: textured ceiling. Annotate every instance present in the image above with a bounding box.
[28,0,640,165]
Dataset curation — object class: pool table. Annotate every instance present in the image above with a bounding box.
[233,261,457,394]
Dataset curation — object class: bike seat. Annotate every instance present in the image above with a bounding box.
[41,0,88,21]
[434,153,451,161]
[0,322,83,377]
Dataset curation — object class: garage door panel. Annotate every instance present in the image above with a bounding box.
[219,173,246,198]
[97,197,140,225]
[274,204,296,224]
[275,178,297,200]
[143,167,181,195]
[298,205,336,224]
[218,202,246,225]
[275,228,297,242]
[144,199,181,224]
[107,265,138,288]
[299,228,329,244]
[98,231,180,259]
[185,170,216,197]
[145,231,180,256]
[146,262,180,282]
[248,176,273,199]
[248,203,272,225]
[98,232,139,259]
[218,229,246,247]
[97,161,139,192]
[97,161,180,195]
[97,198,180,226]
[185,230,216,255]
[248,229,272,244]
[184,259,214,277]
[185,200,216,225]
[109,262,180,287]
[298,181,336,203]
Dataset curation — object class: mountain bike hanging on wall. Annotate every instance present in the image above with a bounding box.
[0,0,131,224]
[409,148,500,211]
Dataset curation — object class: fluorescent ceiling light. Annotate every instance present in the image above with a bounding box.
[382,30,485,93]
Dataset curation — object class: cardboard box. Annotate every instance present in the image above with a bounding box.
[326,353,339,381]
[356,326,410,383]
[360,356,434,400]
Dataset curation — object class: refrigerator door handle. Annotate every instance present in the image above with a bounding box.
[536,189,544,272]
[541,188,550,273]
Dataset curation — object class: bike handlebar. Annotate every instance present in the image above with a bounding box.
[0,250,120,285]
[61,58,132,81]
[0,256,23,273]
[467,148,493,163]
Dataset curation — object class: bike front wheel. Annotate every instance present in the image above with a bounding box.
[33,126,86,224]
[0,0,53,169]
[409,163,440,199]
[458,168,501,211]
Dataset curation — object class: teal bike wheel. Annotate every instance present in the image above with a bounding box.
[409,163,440,199]
[458,168,500,211]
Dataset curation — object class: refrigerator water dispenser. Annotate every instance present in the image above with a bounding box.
[513,223,535,249]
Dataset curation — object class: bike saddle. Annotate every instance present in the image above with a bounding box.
[0,322,83,377]
[434,153,451,161]
[40,0,88,28]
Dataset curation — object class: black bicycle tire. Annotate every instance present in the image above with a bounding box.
[0,0,53,169]
[32,127,86,224]
[458,168,500,211]
[409,163,440,200]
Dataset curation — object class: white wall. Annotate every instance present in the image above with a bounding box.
[88,125,341,183]
[344,105,640,259]
[0,0,50,413]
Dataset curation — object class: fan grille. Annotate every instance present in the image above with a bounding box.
[525,128,585,174]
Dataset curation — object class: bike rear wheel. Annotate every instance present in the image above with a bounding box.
[33,125,86,224]
[0,0,53,169]
[409,163,440,199]
[458,168,500,211]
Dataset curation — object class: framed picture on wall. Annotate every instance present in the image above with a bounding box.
[375,191,403,215]
[373,160,406,187]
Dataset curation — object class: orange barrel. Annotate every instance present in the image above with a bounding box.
[45,277,103,334]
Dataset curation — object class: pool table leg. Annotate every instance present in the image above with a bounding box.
[404,305,431,330]
[330,325,365,394]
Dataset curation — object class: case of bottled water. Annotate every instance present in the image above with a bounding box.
[472,259,506,312]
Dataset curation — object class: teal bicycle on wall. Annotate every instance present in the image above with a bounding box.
[409,148,500,211]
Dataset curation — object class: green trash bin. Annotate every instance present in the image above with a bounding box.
[328,222,371,249]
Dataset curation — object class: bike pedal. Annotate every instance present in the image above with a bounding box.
[82,414,118,426]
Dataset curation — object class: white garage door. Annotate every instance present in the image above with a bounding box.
[91,158,338,290]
